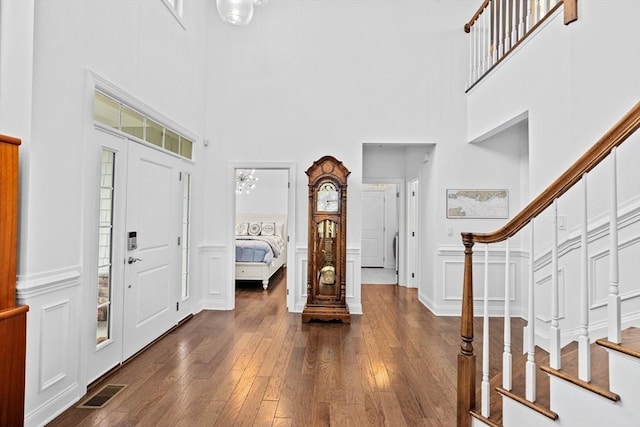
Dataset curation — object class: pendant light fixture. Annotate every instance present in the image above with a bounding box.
[216,0,268,27]
[236,169,259,194]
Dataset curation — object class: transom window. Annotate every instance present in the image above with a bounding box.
[94,91,193,160]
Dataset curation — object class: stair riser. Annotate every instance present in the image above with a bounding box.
[502,396,556,427]
[608,350,640,421]
[549,378,626,426]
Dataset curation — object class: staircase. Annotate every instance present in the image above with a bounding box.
[456,102,640,427]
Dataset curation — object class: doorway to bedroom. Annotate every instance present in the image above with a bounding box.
[233,166,294,310]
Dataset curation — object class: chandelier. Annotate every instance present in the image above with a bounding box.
[236,169,258,194]
[216,0,268,27]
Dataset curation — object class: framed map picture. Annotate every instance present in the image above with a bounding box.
[446,189,509,219]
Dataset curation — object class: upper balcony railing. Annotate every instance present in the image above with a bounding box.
[464,0,577,91]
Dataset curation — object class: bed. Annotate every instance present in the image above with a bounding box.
[235,215,287,290]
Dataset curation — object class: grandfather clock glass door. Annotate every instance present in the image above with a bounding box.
[316,219,339,299]
[303,156,350,323]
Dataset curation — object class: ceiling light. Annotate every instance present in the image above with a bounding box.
[216,0,268,27]
[236,169,258,194]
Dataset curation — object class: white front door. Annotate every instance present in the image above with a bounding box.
[361,189,385,267]
[123,142,182,360]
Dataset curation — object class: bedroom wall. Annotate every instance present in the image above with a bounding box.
[236,169,288,216]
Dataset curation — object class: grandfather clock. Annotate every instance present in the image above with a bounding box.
[302,155,350,323]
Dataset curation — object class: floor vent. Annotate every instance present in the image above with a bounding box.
[77,384,127,409]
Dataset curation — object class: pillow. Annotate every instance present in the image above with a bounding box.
[236,222,249,236]
[261,222,276,236]
[248,223,262,236]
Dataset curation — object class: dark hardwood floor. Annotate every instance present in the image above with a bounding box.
[48,268,512,426]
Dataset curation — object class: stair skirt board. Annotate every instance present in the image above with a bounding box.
[77,384,127,409]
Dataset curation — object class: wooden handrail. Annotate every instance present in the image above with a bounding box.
[0,134,21,146]
[464,0,491,33]
[472,101,640,244]
[456,101,640,427]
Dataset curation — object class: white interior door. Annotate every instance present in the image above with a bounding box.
[361,189,385,267]
[123,142,181,360]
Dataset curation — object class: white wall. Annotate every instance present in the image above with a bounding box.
[202,0,497,316]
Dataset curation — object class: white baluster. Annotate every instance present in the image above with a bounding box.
[520,0,530,34]
[492,0,499,63]
[468,24,474,88]
[526,220,536,402]
[483,8,490,72]
[503,238,512,390]
[481,244,491,417]
[608,147,622,343]
[550,199,561,369]
[579,174,591,381]
[497,0,504,58]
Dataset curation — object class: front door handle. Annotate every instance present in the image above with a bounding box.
[127,257,142,264]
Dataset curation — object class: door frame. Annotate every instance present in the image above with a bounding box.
[362,178,405,286]
[407,178,419,288]
[81,71,199,388]
[83,127,128,384]
[228,162,297,311]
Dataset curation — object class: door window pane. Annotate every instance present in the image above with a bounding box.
[180,137,193,159]
[121,105,144,140]
[94,92,120,130]
[97,150,115,346]
[145,118,164,147]
[165,129,180,154]
[181,173,191,299]
[94,91,194,160]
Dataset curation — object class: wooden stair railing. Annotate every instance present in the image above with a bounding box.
[456,101,640,427]
[0,133,29,427]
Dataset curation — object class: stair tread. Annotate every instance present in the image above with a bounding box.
[547,339,610,391]
[596,326,640,359]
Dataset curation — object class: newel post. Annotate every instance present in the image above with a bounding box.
[564,0,578,25]
[457,233,476,427]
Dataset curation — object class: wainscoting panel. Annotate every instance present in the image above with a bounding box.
[443,260,517,302]
[589,234,640,309]
[40,300,70,391]
[19,269,82,427]
[198,243,231,310]
[534,267,566,323]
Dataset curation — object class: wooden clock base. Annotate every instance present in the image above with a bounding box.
[302,304,351,323]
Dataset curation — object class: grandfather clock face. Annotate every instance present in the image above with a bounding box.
[317,182,339,212]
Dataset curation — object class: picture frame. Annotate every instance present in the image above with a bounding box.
[446,189,509,219]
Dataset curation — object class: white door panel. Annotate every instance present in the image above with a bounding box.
[123,143,181,360]
[361,190,385,267]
